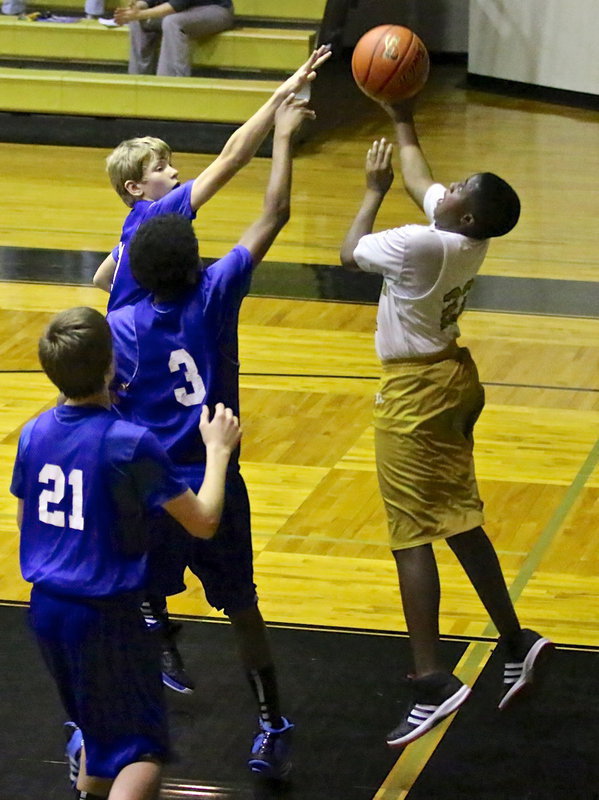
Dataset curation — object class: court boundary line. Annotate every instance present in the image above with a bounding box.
[0,368,597,394]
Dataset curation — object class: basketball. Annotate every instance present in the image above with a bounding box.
[351,24,430,103]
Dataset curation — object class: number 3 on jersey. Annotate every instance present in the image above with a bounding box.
[38,464,85,530]
[169,348,206,407]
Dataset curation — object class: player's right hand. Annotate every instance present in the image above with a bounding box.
[199,403,242,452]
[274,94,316,135]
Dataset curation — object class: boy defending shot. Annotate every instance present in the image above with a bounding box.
[107,95,314,778]
[11,307,240,800]
[94,42,330,706]
[340,98,552,747]
[95,45,331,311]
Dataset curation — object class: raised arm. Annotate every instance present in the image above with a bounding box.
[380,98,435,211]
[340,138,394,269]
[162,404,241,538]
[236,95,314,265]
[189,45,331,212]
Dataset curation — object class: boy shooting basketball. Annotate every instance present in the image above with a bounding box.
[340,98,552,747]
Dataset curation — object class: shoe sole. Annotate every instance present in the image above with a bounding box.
[498,637,553,711]
[387,684,472,748]
[248,758,292,780]
[162,673,194,694]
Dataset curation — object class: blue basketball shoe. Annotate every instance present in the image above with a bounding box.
[248,717,294,779]
[63,721,83,788]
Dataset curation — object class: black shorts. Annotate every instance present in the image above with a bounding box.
[147,471,257,617]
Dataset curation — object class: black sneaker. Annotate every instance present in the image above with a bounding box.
[161,638,195,694]
[386,672,471,748]
[63,721,82,788]
[248,717,294,779]
[498,628,553,710]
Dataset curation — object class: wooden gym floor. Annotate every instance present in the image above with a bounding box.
[0,64,598,797]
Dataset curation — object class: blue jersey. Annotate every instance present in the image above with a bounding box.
[10,405,188,598]
[109,245,253,485]
[108,180,196,313]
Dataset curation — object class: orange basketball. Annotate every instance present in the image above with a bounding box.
[351,24,430,103]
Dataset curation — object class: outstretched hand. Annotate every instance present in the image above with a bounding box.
[199,403,242,452]
[274,93,316,137]
[366,138,394,195]
[279,44,332,98]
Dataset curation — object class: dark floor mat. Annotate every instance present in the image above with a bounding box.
[407,643,599,800]
[0,603,466,800]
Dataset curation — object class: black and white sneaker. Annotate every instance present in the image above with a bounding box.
[386,672,471,748]
[498,628,553,710]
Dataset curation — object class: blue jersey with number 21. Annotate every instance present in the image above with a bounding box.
[10,405,188,597]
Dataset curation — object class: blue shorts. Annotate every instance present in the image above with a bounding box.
[29,585,169,779]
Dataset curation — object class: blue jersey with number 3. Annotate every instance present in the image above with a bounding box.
[108,245,253,475]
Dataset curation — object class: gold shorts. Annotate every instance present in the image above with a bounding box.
[373,347,485,550]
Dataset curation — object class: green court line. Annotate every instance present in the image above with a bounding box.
[507,435,599,603]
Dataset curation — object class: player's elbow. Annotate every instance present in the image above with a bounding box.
[93,270,110,292]
[268,198,290,230]
[340,245,359,270]
[187,514,220,540]
[276,203,291,229]
[224,148,250,175]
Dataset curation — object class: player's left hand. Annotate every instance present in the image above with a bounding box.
[280,44,332,98]
[199,403,242,453]
[366,138,394,194]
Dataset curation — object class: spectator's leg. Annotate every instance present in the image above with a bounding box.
[128,19,162,75]
[84,0,104,18]
[157,4,234,77]
[1,0,25,14]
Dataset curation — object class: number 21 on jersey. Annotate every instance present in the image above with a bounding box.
[38,464,85,530]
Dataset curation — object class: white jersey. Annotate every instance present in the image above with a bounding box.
[353,184,489,360]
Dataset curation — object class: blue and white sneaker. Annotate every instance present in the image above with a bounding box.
[63,721,83,788]
[248,717,294,779]
[161,638,195,694]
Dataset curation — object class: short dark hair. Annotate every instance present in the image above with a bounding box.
[129,214,201,299]
[39,307,112,399]
[469,172,521,238]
